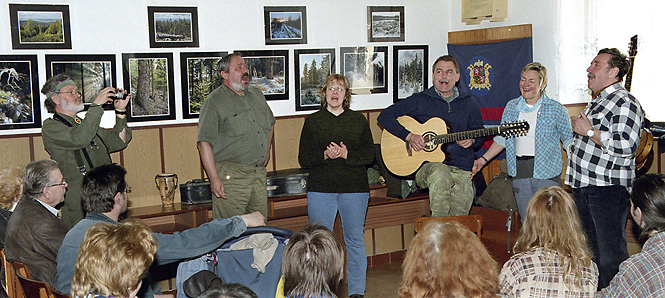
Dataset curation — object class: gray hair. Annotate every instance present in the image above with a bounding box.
[23,159,59,200]
[41,73,71,113]
[217,53,243,82]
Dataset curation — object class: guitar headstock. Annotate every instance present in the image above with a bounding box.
[629,35,638,57]
[498,120,530,138]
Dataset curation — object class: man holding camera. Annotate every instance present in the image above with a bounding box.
[41,73,132,228]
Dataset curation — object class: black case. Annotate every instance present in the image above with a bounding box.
[266,168,309,198]
[180,179,212,204]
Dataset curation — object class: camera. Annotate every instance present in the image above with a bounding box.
[111,89,128,100]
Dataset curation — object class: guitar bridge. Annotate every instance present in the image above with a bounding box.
[405,142,413,156]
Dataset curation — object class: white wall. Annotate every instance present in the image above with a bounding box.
[1,0,570,135]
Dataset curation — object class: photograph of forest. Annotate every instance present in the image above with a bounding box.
[395,47,427,101]
[0,55,40,129]
[270,12,303,40]
[371,12,400,38]
[17,11,64,43]
[49,58,114,106]
[239,50,289,100]
[154,12,193,42]
[341,47,387,94]
[182,53,224,117]
[128,57,171,117]
[295,50,334,111]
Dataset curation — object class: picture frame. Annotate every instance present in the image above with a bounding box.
[235,50,289,100]
[294,49,335,111]
[9,4,72,50]
[393,45,428,102]
[264,6,307,45]
[122,53,176,122]
[179,51,227,119]
[340,46,388,94]
[0,55,41,130]
[45,54,117,110]
[148,6,199,48]
[367,6,405,43]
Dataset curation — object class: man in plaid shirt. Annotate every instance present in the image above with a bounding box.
[567,48,644,289]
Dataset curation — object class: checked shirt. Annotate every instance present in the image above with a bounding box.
[565,83,644,188]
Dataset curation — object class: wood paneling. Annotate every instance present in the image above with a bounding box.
[162,126,202,183]
[448,24,532,45]
[0,137,31,168]
[374,225,403,255]
[31,136,50,161]
[123,129,163,208]
[273,117,305,170]
[367,111,383,144]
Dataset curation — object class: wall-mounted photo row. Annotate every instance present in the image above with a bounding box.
[393,45,428,102]
[264,6,307,45]
[9,4,72,50]
[294,49,335,111]
[367,6,405,43]
[180,51,227,119]
[45,54,117,110]
[148,6,199,48]
[0,55,41,130]
[235,50,289,101]
[122,53,176,122]
[340,46,388,95]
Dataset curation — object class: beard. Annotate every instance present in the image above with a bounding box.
[60,99,84,113]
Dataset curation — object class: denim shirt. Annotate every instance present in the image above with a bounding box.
[494,94,573,179]
[55,213,247,297]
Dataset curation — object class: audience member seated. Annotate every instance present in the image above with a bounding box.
[55,163,265,298]
[5,159,69,288]
[0,166,22,249]
[500,186,598,297]
[70,219,157,298]
[399,221,499,298]
[182,270,257,298]
[281,224,344,298]
[597,174,665,296]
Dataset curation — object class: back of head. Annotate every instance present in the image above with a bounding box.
[399,221,498,298]
[71,219,157,298]
[22,159,59,201]
[0,167,23,209]
[81,164,127,214]
[196,284,258,298]
[282,224,344,298]
[630,173,665,238]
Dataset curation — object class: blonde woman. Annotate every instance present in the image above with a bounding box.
[500,186,598,297]
[0,167,22,248]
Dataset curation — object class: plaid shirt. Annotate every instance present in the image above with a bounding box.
[500,247,599,298]
[597,232,665,297]
[565,83,644,188]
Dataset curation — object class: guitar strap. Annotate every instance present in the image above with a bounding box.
[53,113,95,175]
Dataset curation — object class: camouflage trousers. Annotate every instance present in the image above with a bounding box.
[415,162,474,217]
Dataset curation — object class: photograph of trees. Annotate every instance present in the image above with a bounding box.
[124,54,175,121]
[394,46,428,102]
[0,55,40,129]
[341,46,388,94]
[47,55,116,108]
[295,49,334,111]
[9,4,71,49]
[367,6,404,42]
[263,6,307,45]
[154,13,193,42]
[238,50,289,100]
[180,52,226,118]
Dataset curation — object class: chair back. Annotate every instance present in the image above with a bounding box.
[16,275,50,298]
[1,249,26,298]
[414,214,483,239]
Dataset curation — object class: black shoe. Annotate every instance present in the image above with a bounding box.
[349,295,364,298]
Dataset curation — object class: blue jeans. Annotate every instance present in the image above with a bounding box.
[512,178,559,223]
[572,185,630,289]
[307,192,369,296]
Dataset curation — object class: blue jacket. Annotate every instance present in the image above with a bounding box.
[55,213,247,297]
[377,86,484,171]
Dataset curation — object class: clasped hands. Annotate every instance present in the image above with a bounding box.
[324,141,348,159]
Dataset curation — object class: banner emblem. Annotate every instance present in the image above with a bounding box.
[466,57,493,97]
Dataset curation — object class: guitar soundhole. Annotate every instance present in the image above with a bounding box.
[422,131,438,152]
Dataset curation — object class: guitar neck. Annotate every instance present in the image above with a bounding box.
[432,126,500,145]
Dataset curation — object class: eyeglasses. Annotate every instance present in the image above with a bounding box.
[45,180,67,188]
[125,186,132,194]
[55,90,81,96]
[327,86,344,92]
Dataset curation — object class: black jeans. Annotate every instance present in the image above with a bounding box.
[572,185,630,289]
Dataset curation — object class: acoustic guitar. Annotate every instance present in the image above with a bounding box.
[380,116,529,176]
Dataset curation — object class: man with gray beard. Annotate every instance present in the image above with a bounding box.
[41,73,131,228]
[197,53,274,220]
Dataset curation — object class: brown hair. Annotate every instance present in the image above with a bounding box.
[0,167,22,209]
[399,221,499,298]
[598,48,630,81]
[70,219,158,298]
[318,74,351,110]
[432,55,460,74]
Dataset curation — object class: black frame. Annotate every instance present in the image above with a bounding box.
[294,49,335,111]
[9,4,72,50]
[367,6,405,43]
[0,55,41,130]
[148,6,199,48]
[393,45,428,102]
[45,54,117,110]
[264,6,307,45]
[122,53,176,122]
[235,50,289,100]
[179,51,227,119]
[340,46,388,94]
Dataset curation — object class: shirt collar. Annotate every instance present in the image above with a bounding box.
[35,199,60,217]
[435,86,459,102]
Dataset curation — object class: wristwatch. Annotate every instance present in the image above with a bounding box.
[586,129,595,138]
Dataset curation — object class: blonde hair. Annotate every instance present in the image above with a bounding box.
[521,62,548,94]
[0,167,22,209]
[71,219,158,298]
[399,221,499,298]
[513,186,593,289]
[318,74,351,110]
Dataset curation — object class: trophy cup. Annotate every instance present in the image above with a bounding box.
[155,173,178,208]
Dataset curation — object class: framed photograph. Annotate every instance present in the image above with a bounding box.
[0,55,41,130]
[393,45,428,102]
[9,4,72,50]
[148,6,199,48]
[45,54,117,110]
[367,6,405,43]
[340,46,388,94]
[235,50,289,100]
[122,53,176,122]
[179,51,227,119]
[294,49,335,111]
[264,6,307,45]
